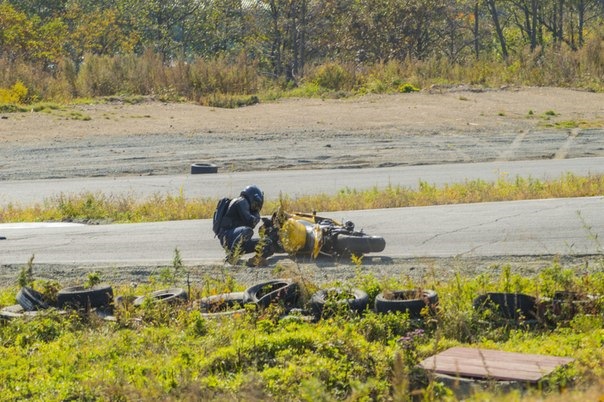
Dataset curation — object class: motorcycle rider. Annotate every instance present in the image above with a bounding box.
[217,185,273,266]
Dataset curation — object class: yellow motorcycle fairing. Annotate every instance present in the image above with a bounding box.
[278,216,323,259]
[311,224,322,259]
[279,218,307,254]
[288,211,342,227]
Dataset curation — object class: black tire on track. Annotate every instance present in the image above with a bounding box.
[374,290,438,318]
[190,163,218,174]
[243,280,300,309]
[57,285,114,310]
[309,288,369,318]
[335,234,386,255]
[133,288,188,307]
[16,287,49,311]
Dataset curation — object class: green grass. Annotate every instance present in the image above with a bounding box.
[64,111,91,120]
[540,120,604,129]
[2,173,603,224]
[0,262,602,401]
[31,102,63,112]
[0,103,28,112]
[201,94,260,108]
[0,102,96,121]
[0,102,63,113]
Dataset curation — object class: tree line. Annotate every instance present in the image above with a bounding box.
[1,0,603,102]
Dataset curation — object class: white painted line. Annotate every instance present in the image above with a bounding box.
[0,222,86,229]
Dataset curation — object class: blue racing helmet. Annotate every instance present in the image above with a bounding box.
[241,185,264,212]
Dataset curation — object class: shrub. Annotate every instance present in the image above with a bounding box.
[398,83,419,93]
[75,54,121,97]
[189,53,262,99]
[309,62,355,91]
[0,80,28,103]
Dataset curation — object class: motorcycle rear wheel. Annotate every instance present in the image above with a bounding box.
[335,234,386,255]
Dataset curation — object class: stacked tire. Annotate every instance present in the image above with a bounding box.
[472,292,538,322]
[16,286,50,311]
[198,292,247,318]
[374,290,439,319]
[198,279,301,318]
[2,284,116,320]
[309,288,369,319]
[133,288,188,307]
[300,288,439,321]
[243,279,300,309]
[57,285,114,310]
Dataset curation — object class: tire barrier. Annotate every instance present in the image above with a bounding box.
[198,291,247,318]
[133,288,188,307]
[473,292,538,322]
[243,279,300,309]
[16,287,49,311]
[309,288,369,319]
[374,289,438,318]
[57,285,114,310]
[4,281,601,330]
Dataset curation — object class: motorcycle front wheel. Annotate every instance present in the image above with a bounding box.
[335,234,386,255]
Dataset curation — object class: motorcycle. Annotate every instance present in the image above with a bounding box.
[261,208,386,259]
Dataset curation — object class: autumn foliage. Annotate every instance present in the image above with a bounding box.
[0,0,603,103]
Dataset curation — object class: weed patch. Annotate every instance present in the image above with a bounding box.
[0,103,28,113]
[0,263,602,400]
[3,173,603,224]
[200,94,260,108]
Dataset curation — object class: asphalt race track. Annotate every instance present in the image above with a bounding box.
[1,158,603,268]
[0,196,603,267]
[2,157,603,206]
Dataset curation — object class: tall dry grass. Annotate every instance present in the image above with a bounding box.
[0,37,602,105]
[2,173,603,224]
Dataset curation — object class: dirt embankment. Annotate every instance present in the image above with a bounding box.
[1,87,603,180]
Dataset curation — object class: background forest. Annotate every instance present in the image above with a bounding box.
[0,0,603,105]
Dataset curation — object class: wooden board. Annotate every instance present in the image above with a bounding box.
[419,347,574,383]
